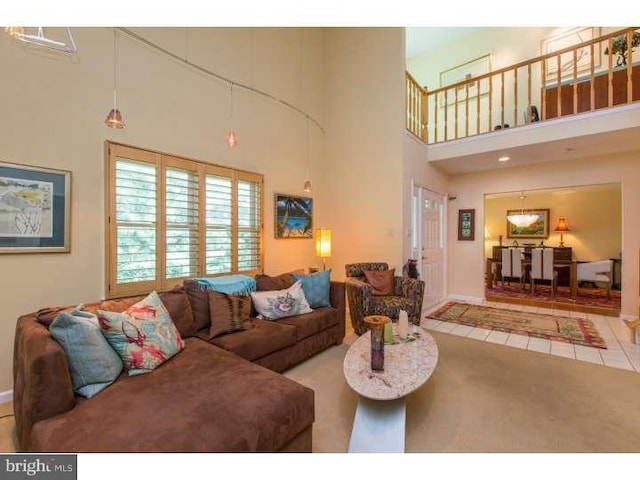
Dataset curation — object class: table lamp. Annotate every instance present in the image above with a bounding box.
[554,217,570,247]
[315,228,332,270]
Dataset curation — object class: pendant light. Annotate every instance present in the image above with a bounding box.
[303,118,312,192]
[105,29,124,129]
[507,193,539,228]
[225,82,238,147]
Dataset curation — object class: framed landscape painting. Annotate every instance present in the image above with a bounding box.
[506,208,550,239]
[0,161,71,253]
[275,194,313,239]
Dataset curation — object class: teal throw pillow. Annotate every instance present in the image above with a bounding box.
[49,305,123,398]
[250,280,313,320]
[293,270,332,308]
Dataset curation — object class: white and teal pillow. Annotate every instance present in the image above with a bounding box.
[98,291,185,376]
[293,269,332,308]
[49,305,123,398]
[250,280,313,320]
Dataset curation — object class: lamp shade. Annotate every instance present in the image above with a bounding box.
[554,217,570,232]
[104,108,124,129]
[315,228,331,258]
[226,131,238,147]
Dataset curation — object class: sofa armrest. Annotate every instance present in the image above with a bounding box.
[13,314,76,451]
[329,281,346,341]
[345,277,373,335]
[395,277,425,323]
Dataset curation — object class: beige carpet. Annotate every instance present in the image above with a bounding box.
[2,328,640,453]
[0,401,15,452]
[285,329,640,453]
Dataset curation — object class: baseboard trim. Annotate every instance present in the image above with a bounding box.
[447,294,485,304]
[0,390,12,404]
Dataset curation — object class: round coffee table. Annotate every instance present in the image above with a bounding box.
[343,324,439,452]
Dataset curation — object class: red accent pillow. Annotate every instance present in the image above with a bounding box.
[363,269,395,296]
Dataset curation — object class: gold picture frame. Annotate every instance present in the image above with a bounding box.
[541,27,602,82]
[439,54,491,106]
[506,209,550,239]
[0,161,71,253]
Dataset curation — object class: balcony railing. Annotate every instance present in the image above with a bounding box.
[406,27,640,144]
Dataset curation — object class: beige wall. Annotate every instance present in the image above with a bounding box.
[484,185,622,261]
[402,132,449,260]
[322,28,406,280]
[448,152,640,317]
[0,27,325,392]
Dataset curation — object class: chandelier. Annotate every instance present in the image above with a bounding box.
[507,194,539,228]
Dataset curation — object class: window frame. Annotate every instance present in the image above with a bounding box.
[105,141,264,299]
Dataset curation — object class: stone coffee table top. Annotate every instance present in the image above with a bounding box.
[343,325,439,401]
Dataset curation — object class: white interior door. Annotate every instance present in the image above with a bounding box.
[413,185,446,311]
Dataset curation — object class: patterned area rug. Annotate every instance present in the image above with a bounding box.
[486,284,621,310]
[427,302,607,349]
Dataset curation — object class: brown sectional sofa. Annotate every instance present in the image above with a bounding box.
[13,278,346,452]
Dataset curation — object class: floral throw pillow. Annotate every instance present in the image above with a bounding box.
[250,280,313,320]
[98,291,185,376]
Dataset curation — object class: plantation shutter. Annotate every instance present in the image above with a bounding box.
[164,158,200,285]
[237,173,262,273]
[106,142,263,299]
[107,144,160,297]
[205,167,233,275]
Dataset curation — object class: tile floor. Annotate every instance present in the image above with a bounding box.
[422,300,640,373]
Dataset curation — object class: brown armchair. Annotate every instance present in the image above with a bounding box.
[345,262,425,336]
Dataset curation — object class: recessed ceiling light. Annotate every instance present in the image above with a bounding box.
[498,156,510,162]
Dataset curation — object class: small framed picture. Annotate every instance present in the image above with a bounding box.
[274,193,313,239]
[458,209,475,241]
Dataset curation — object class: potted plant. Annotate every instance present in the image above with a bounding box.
[604,31,640,66]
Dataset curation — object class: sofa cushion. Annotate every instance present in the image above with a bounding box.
[28,338,314,452]
[184,279,211,331]
[203,319,297,361]
[49,307,123,398]
[251,281,312,320]
[277,307,339,341]
[36,296,146,327]
[363,268,395,295]
[98,291,185,376]
[255,272,295,291]
[208,291,252,339]
[292,270,332,308]
[158,286,197,338]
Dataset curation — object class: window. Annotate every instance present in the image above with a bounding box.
[106,142,263,298]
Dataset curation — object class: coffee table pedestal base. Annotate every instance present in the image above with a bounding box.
[348,396,406,453]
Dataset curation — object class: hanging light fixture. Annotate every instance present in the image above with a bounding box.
[507,193,539,228]
[225,82,238,147]
[5,27,77,54]
[303,118,313,192]
[105,29,124,129]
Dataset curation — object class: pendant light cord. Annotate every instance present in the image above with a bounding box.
[113,30,119,108]
[117,27,324,135]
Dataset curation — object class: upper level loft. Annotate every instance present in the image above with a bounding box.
[406,27,640,174]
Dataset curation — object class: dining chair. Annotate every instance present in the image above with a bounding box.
[577,259,613,299]
[501,247,525,289]
[530,247,557,295]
